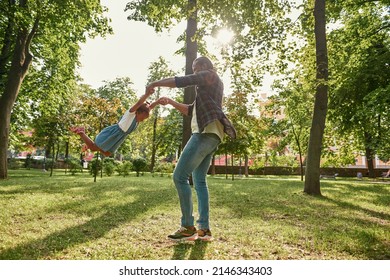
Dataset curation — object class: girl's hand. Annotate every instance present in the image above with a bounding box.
[158,97,170,105]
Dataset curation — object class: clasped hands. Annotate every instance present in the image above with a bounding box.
[146,84,170,107]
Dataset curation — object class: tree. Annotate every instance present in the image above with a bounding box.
[156,101,184,161]
[303,0,328,195]
[327,3,390,177]
[96,77,138,112]
[146,57,177,172]
[264,83,312,181]
[223,61,263,178]
[0,0,111,179]
[70,93,124,158]
[126,0,198,149]
[126,0,293,148]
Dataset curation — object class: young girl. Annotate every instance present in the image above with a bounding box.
[70,92,161,157]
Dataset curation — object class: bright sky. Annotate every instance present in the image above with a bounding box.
[78,0,274,97]
[78,0,190,95]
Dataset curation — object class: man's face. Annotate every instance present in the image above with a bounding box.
[192,60,202,73]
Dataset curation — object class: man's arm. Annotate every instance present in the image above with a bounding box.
[159,97,189,116]
[146,77,176,95]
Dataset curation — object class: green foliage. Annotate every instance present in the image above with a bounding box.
[115,161,133,177]
[132,157,148,177]
[96,77,138,113]
[102,157,116,177]
[103,162,115,177]
[249,156,266,170]
[0,0,112,178]
[154,161,174,176]
[153,102,183,158]
[7,159,24,170]
[327,2,390,168]
[65,158,83,175]
[125,0,294,87]
[89,158,102,177]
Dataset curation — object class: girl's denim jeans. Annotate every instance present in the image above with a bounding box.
[173,133,220,230]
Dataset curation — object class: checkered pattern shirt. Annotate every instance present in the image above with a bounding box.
[175,70,236,139]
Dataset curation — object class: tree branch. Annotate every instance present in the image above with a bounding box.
[22,16,39,74]
[0,0,16,79]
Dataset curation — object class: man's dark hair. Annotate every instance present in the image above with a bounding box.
[194,56,214,70]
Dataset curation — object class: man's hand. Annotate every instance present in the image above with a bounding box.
[157,97,170,106]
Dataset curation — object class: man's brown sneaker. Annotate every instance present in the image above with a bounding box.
[168,226,197,241]
[197,228,212,241]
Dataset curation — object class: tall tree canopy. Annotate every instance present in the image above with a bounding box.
[126,0,294,148]
[0,0,111,179]
[327,3,390,176]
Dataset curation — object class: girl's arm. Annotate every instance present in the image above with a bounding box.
[129,91,153,113]
[148,100,159,110]
[160,97,189,116]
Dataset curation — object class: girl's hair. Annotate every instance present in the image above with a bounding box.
[136,102,150,114]
[194,56,214,70]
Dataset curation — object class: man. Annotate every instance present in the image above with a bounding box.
[146,56,236,241]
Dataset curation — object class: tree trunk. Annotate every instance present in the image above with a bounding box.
[182,0,197,149]
[291,122,304,181]
[225,151,228,179]
[0,26,35,179]
[231,154,234,181]
[299,152,304,182]
[304,0,328,195]
[244,154,249,177]
[296,136,304,182]
[365,149,375,178]
[364,131,376,178]
[210,155,215,175]
[150,116,158,172]
[50,143,55,177]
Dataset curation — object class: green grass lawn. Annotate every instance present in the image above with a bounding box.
[0,169,389,260]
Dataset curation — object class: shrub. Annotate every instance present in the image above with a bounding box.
[116,161,132,177]
[103,162,115,176]
[132,157,147,177]
[89,158,102,177]
[154,161,174,177]
[66,158,83,175]
[8,158,23,170]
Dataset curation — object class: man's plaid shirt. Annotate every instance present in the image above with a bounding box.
[175,70,236,139]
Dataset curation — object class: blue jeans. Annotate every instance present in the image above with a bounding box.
[173,133,220,229]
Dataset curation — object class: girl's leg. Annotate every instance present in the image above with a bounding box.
[70,127,111,156]
[78,132,100,152]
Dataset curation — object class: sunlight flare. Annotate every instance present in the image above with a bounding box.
[216,28,234,45]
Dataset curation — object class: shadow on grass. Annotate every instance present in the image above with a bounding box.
[210,177,390,259]
[321,194,390,222]
[0,178,175,260]
[319,195,390,259]
[171,240,209,260]
[2,171,389,260]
